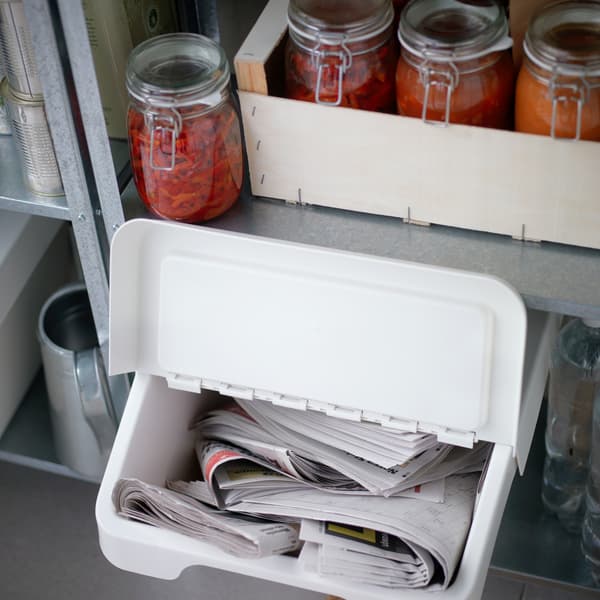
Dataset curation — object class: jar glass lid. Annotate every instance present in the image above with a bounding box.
[288,0,393,43]
[524,0,600,75]
[126,33,230,107]
[398,0,510,61]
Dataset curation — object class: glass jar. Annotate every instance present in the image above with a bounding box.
[515,1,600,141]
[126,34,243,223]
[285,0,398,112]
[396,0,515,128]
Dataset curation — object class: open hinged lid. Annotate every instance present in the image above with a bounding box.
[109,219,527,459]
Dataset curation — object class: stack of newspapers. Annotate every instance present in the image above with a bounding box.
[114,397,490,589]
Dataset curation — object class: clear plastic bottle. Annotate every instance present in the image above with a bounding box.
[582,386,600,583]
[541,318,600,533]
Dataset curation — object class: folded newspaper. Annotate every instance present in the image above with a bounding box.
[193,399,489,498]
[112,478,300,558]
[191,438,448,507]
[230,474,480,590]
[299,520,437,588]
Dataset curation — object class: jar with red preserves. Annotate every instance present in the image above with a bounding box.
[285,0,398,112]
[515,1,600,141]
[396,0,515,128]
[126,34,243,223]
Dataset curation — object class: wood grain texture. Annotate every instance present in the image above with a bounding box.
[241,91,600,250]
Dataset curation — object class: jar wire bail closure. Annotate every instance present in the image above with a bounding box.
[147,109,182,171]
[311,35,354,106]
[549,67,590,140]
[418,51,460,126]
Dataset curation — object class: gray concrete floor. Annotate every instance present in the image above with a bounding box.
[0,460,320,600]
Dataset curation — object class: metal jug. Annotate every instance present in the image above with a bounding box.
[38,283,116,479]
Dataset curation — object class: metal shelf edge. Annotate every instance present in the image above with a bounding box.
[0,450,98,483]
[0,137,129,222]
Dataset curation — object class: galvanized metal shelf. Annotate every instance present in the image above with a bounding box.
[0,370,97,482]
[0,136,130,221]
[122,181,600,321]
[0,135,68,219]
[491,401,597,593]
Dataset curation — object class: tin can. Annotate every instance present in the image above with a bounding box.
[0,0,42,99]
[0,78,63,195]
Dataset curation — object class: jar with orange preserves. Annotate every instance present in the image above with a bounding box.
[126,34,243,223]
[285,0,398,112]
[396,0,515,128]
[515,1,600,141]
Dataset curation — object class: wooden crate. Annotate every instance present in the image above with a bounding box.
[234,0,600,251]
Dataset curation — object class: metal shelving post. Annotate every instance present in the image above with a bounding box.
[21,0,129,420]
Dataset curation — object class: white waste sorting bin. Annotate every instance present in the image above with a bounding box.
[96,218,558,599]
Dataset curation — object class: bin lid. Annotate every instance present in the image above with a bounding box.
[109,219,526,452]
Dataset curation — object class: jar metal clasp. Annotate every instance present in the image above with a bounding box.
[146,109,183,171]
[549,70,589,141]
[418,58,460,126]
[313,36,352,106]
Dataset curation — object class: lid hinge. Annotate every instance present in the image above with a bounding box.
[166,373,202,393]
[271,394,308,411]
[363,411,419,432]
[218,383,255,401]
[324,404,362,421]
[423,424,475,448]
[304,399,361,421]
[166,374,256,400]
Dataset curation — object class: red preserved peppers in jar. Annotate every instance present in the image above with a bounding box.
[126,34,243,223]
[285,0,398,112]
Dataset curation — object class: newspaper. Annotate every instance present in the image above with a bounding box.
[192,439,447,506]
[298,520,437,588]
[299,519,433,566]
[112,478,300,559]
[229,474,479,589]
[196,401,439,469]
[301,543,433,589]
[195,399,460,496]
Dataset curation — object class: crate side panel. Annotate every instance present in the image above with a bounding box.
[240,92,600,251]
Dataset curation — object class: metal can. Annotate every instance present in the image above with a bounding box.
[0,0,42,99]
[0,78,63,195]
